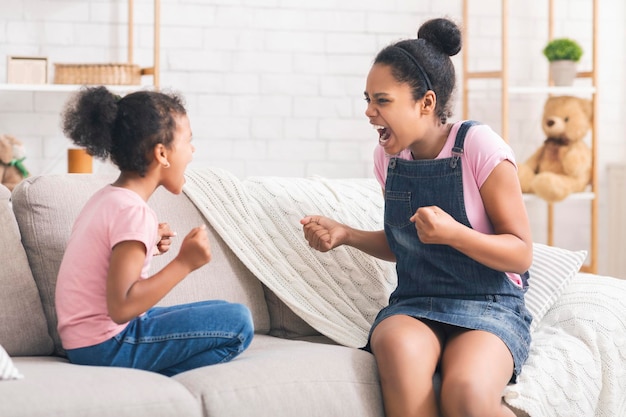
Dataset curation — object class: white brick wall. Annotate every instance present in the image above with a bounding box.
[0,0,625,274]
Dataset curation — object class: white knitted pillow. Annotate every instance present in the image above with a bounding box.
[0,344,23,380]
[525,243,587,332]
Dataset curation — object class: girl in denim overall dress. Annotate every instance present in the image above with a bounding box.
[302,18,533,417]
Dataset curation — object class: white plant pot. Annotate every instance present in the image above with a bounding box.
[549,60,577,86]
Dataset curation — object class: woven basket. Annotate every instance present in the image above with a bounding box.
[53,63,141,85]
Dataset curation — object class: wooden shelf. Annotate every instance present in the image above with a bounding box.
[508,85,596,95]
[0,83,154,93]
[462,0,599,273]
[463,83,596,95]
[523,192,595,203]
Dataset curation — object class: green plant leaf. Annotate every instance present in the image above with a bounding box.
[543,38,583,62]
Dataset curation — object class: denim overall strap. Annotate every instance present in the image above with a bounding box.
[384,121,525,300]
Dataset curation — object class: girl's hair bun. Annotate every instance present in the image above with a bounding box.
[61,86,117,159]
[418,18,462,57]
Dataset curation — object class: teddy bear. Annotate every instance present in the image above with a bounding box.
[517,95,593,202]
[0,134,30,191]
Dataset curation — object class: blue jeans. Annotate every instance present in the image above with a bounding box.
[66,300,254,376]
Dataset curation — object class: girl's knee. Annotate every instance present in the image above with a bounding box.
[371,316,440,358]
[231,303,254,348]
[234,303,253,327]
[440,378,501,417]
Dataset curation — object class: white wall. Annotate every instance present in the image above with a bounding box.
[0,0,624,274]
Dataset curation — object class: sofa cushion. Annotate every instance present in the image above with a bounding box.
[3,356,201,417]
[262,284,321,339]
[174,334,384,417]
[0,184,53,356]
[11,174,269,356]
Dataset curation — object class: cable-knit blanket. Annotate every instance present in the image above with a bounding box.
[183,167,396,348]
[503,273,626,417]
[184,167,626,417]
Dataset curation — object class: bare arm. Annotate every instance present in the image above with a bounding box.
[106,225,211,324]
[411,160,532,274]
[300,216,395,262]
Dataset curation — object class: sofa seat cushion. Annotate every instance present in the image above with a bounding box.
[2,356,201,417]
[174,334,384,417]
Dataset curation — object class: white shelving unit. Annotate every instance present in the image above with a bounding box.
[461,0,599,273]
[4,0,160,93]
[1,0,161,172]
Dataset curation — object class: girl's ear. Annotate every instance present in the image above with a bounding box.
[154,143,170,168]
[420,90,437,115]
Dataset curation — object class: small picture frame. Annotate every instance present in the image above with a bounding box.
[7,56,48,84]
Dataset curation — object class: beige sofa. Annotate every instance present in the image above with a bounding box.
[7,171,621,417]
[0,173,383,417]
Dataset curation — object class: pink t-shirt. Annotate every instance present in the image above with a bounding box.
[56,185,159,350]
[373,121,523,287]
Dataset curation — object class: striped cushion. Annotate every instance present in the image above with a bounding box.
[525,243,587,332]
[0,344,23,381]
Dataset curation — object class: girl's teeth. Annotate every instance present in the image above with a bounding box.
[378,128,390,145]
[372,124,390,145]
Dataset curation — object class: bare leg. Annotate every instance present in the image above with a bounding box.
[370,315,444,417]
[439,329,517,417]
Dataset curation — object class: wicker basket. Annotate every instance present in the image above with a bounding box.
[53,63,141,85]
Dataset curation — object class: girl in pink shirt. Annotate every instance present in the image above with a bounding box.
[55,87,253,376]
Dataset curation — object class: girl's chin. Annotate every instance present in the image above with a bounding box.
[379,141,400,155]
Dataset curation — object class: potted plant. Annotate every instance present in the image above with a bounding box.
[542,38,583,86]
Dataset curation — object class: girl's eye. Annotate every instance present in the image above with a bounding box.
[364,97,389,104]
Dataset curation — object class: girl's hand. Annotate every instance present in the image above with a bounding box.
[154,222,176,255]
[410,206,458,245]
[177,224,212,272]
[300,216,348,252]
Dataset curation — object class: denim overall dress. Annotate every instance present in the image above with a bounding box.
[368,121,532,379]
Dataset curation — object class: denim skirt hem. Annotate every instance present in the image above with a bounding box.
[366,295,532,381]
